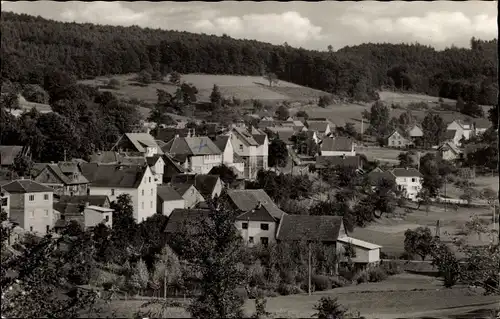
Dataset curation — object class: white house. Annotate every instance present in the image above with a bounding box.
[230,127,269,180]
[305,120,332,138]
[157,185,185,216]
[337,236,382,265]
[438,142,462,161]
[162,136,223,174]
[407,125,423,138]
[444,129,465,147]
[84,205,114,229]
[111,133,164,157]
[320,137,356,156]
[235,203,279,247]
[146,155,165,184]
[390,167,423,201]
[213,135,245,175]
[447,120,472,141]
[80,163,157,222]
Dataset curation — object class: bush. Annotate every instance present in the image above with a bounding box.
[235,287,249,301]
[108,78,121,89]
[380,261,403,276]
[367,267,388,282]
[353,270,369,284]
[329,276,349,288]
[280,270,297,285]
[313,297,347,319]
[277,283,303,296]
[312,274,332,291]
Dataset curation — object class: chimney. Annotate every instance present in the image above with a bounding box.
[256,201,262,209]
[341,154,346,159]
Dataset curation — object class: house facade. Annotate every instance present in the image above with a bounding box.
[2,179,55,234]
[447,120,471,141]
[320,137,356,157]
[146,155,165,184]
[386,130,411,148]
[235,204,278,247]
[391,168,423,201]
[305,120,332,139]
[33,162,89,197]
[171,184,205,209]
[80,164,157,222]
[438,142,462,161]
[337,236,382,265]
[84,205,113,229]
[157,185,185,216]
[213,135,245,175]
[230,127,268,180]
[162,136,223,174]
[111,133,164,157]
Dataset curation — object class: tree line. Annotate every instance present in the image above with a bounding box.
[1,12,497,104]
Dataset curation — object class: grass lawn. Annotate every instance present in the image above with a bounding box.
[96,274,499,319]
[78,73,329,104]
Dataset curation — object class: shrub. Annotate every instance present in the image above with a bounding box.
[353,270,369,284]
[280,270,297,285]
[313,297,347,319]
[312,274,332,291]
[235,287,249,301]
[108,78,121,89]
[367,267,388,282]
[380,261,403,276]
[329,276,349,288]
[277,283,303,296]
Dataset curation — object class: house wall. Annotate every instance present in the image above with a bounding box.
[409,126,423,137]
[182,186,205,208]
[20,192,54,234]
[1,192,10,218]
[212,178,223,198]
[441,149,458,161]
[447,122,471,140]
[395,176,422,200]
[388,132,411,148]
[84,208,112,229]
[190,155,223,174]
[321,149,356,157]
[235,220,277,246]
[151,157,165,184]
[34,167,89,196]
[159,199,185,216]
[222,139,234,164]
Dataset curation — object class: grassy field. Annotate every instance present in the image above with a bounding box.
[78,73,329,104]
[96,274,499,318]
[350,202,496,258]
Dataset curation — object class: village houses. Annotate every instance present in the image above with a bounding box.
[230,126,269,180]
[111,133,164,157]
[319,136,356,156]
[33,162,89,197]
[386,129,412,148]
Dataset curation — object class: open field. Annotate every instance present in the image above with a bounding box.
[78,73,329,104]
[96,274,499,318]
[350,203,496,257]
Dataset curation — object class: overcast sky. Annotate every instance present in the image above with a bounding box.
[2,1,497,51]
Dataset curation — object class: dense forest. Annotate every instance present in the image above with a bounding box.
[1,11,497,104]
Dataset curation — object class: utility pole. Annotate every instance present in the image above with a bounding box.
[308,241,312,296]
[361,118,364,142]
[163,266,167,299]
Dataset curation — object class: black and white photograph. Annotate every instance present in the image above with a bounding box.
[0,1,498,318]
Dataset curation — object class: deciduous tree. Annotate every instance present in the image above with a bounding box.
[404,227,435,261]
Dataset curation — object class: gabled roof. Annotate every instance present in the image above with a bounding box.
[226,189,286,219]
[387,129,408,140]
[444,129,458,140]
[171,174,221,200]
[258,120,275,129]
[471,118,491,129]
[79,163,147,188]
[171,183,198,197]
[367,169,395,184]
[146,154,163,167]
[162,154,186,173]
[320,137,353,152]
[157,185,184,202]
[306,120,330,132]
[236,205,276,222]
[114,133,164,155]
[276,130,295,145]
[0,145,28,166]
[213,135,230,152]
[252,134,267,145]
[337,236,382,250]
[390,167,423,178]
[232,127,259,146]
[316,156,363,169]
[155,127,191,142]
[2,179,53,193]
[438,141,461,154]
[276,215,344,242]
[44,164,89,185]
[165,208,211,234]
[53,202,83,217]
[163,136,222,156]
[58,195,109,207]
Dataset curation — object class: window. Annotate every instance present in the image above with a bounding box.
[398,141,401,145]
[46,225,50,234]
[141,202,144,209]
[242,222,248,229]
[411,178,416,182]
[149,177,151,183]
[30,226,33,232]
[248,236,254,244]
[111,189,115,196]
[260,237,269,247]
[105,215,109,222]
[239,144,243,151]
[141,190,144,196]
[44,209,49,217]
[29,195,35,201]
[1,198,7,206]
[260,223,269,231]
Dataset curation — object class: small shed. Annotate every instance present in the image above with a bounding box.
[337,236,382,266]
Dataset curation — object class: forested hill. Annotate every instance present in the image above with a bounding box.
[1,11,497,105]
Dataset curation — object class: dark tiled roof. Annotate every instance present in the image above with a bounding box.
[2,179,53,193]
[471,118,492,129]
[146,154,163,167]
[155,127,191,142]
[315,156,363,169]
[45,164,89,185]
[157,185,184,202]
[276,130,295,145]
[277,215,344,242]
[236,205,276,222]
[0,145,26,166]
[53,202,83,216]
[252,134,267,145]
[233,127,259,146]
[367,170,395,185]
[58,195,109,207]
[171,174,220,200]
[213,136,230,152]
[163,137,221,156]
[391,168,423,178]
[31,163,50,177]
[171,183,195,197]
[306,121,330,132]
[320,137,353,152]
[162,154,186,173]
[258,120,275,129]
[444,130,457,140]
[119,133,163,155]
[226,189,286,219]
[165,208,211,233]
[79,163,147,188]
